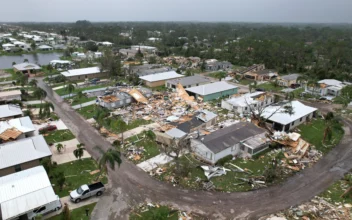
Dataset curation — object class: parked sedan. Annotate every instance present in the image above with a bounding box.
[39,125,57,133]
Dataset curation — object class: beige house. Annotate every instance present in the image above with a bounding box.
[244,69,278,81]
[278,74,301,87]
[0,135,51,177]
[61,66,108,81]
[139,70,184,87]
[13,63,41,74]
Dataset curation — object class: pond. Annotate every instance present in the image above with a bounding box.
[0,52,63,69]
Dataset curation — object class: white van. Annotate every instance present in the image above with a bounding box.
[27,196,62,219]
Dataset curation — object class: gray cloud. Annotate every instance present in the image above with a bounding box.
[1,0,352,23]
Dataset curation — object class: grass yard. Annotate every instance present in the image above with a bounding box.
[256,82,283,92]
[298,118,344,154]
[155,152,289,192]
[77,105,98,119]
[55,84,108,96]
[66,96,96,106]
[237,78,253,85]
[49,158,107,197]
[126,135,161,163]
[320,173,352,204]
[130,206,178,220]
[43,129,75,144]
[48,203,97,220]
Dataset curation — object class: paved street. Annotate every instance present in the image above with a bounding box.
[38,78,352,220]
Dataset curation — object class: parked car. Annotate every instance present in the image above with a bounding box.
[116,81,128,87]
[103,90,113,96]
[290,83,301,89]
[70,182,105,203]
[39,125,57,133]
[255,88,265,92]
[90,78,101,84]
[27,196,62,219]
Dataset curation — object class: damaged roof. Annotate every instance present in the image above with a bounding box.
[200,122,266,154]
[185,81,237,96]
[167,75,211,87]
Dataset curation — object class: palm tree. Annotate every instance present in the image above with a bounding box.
[65,82,76,98]
[12,61,16,66]
[29,79,38,88]
[23,58,29,63]
[95,146,122,179]
[73,143,85,160]
[56,143,64,153]
[75,91,85,109]
[214,71,227,81]
[33,87,47,104]
[323,112,336,142]
[42,102,54,118]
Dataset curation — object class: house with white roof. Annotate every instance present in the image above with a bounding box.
[61,66,108,81]
[13,62,41,74]
[72,52,86,59]
[131,45,157,53]
[261,100,317,132]
[185,81,238,102]
[37,44,53,51]
[2,43,15,51]
[0,90,22,103]
[139,70,184,87]
[305,79,351,98]
[0,166,60,220]
[0,135,52,176]
[221,92,274,114]
[49,60,72,69]
[99,41,113,46]
[0,104,23,120]
[0,116,35,142]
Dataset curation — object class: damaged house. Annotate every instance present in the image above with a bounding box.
[165,75,211,89]
[261,101,317,132]
[185,81,238,101]
[221,92,274,115]
[97,92,132,110]
[191,122,269,164]
[0,116,35,143]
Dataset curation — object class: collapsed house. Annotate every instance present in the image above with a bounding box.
[0,116,35,143]
[261,101,317,132]
[191,122,269,164]
[221,92,274,115]
[97,92,132,110]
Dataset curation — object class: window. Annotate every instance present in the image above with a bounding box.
[291,121,294,126]
[240,145,245,151]
[14,164,21,172]
[85,75,88,78]
[300,117,303,122]
[33,206,46,213]
[245,107,248,111]
[82,190,89,195]
[78,76,80,79]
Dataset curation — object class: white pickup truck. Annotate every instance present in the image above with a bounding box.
[70,182,105,203]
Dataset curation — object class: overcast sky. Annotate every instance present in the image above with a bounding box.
[1,0,352,23]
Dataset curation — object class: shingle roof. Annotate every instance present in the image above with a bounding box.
[166,75,211,87]
[185,81,237,96]
[200,122,266,153]
[280,74,301,81]
[0,135,52,169]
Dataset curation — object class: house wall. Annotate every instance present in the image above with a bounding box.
[144,77,183,88]
[273,111,315,132]
[191,139,216,164]
[165,81,209,89]
[189,117,218,133]
[0,159,42,177]
[98,98,131,110]
[278,79,297,87]
[65,72,108,81]
[221,96,274,115]
[203,88,238,102]
[214,143,240,163]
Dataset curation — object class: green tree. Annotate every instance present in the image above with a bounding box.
[75,91,85,109]
[56,143,64,153]
[33,87,47,105]
[61,203,71,220]
[73,143,85,160]
[335,85,352,107]
[23,58,29,63]
[30,42,36,51]
[41,102,54,119]
[65,82,76,97]
[185,69,193,77]
[95,146,122,179]
[29,79,38,88]
[213,71,227,81]
[323,112,338,143]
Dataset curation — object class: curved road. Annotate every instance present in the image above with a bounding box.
[38,80,352,220]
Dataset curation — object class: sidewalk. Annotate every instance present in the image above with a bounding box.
[72,100,97,109]
[44,196,99,219]
[23,100,42,105]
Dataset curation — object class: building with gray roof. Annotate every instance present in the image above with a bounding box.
[166,75,211,89]
[191,122,269,164]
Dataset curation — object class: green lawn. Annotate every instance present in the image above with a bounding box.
[155,152,289,192]
[43,129,75,144]
[49,159,107,197]
[256,82,283,92]
[48,203,97,220]
[77,105,98,119]
[66,96,96,106]
[55,84,108,96]
[126,135,161,163]
[237,79,253,85]
[298,118,344,154]
[320,173,352,204]
[130,206,178,220]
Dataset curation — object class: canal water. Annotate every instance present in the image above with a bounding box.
[0,52,63,69]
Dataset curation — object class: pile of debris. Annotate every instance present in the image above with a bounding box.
[126,146,146,161]
[261,197,352,220]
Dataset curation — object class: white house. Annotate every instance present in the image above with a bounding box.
[94,52,103,58]
[221,92,274,115]
[0,166,59,220]
[0,104,23,119]
[61,66,108,81]
[72,52,86,59]
[191,122,269,164]
[0,116,35,141]
[131,45,157,53]
[37,45,53,51]
[99,41,113,46]
[0,90,22,102]
[139,71,184,87]
[261,100,317,132]
[305,79,351,98]
[50,60,72,69]
[148,37,161,42]
[2,43,15,51]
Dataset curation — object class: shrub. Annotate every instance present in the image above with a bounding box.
[216,155,233,166]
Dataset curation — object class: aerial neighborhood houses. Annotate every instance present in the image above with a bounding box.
[305,79,351,99]
[204,59,233,71]
[61,66,108,81]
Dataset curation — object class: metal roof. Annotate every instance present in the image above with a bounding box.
[185,81,237,96]
[225,92,266,107]
[200,122,266,153]
[165,128,187,138]
[261,101,317,125]
[196,110,217,122]
[166,75,211,87]
[139,71,184,82]
[13,63,41,71]
[280,74,301,81]
[0,116,35,135]
[0,90,21,99]
[0,104,23,118]
[61,67,101,77]
[0,135,52,169]
[0,166,57,220]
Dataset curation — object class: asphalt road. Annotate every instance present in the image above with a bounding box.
[38,79,352,220]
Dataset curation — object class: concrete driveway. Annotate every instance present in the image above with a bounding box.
[51,138,92,164]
